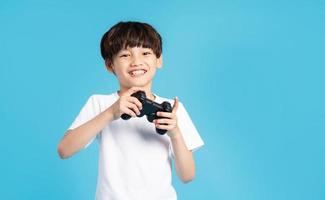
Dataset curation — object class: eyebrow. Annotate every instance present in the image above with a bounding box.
[118,49,130,53]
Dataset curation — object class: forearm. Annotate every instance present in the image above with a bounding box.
[58,106,114,159]
[170,127,195,183]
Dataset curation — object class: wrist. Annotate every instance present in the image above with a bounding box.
[168,126,181,139]
[105,106,117,122]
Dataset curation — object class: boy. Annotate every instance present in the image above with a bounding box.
[57,21,204,200]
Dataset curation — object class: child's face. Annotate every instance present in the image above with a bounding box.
[108,46,162,89]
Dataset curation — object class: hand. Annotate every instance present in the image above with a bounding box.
[153,97,180,137]
[110,87,143,120]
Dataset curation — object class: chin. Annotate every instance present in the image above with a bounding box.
[132,80,152,87]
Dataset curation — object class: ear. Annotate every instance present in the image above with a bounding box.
[156,55,163,69]
[105,60,115,75]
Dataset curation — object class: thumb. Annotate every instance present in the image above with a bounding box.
[172,97,179,114]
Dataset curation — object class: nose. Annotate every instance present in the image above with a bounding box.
[131,54,143,67]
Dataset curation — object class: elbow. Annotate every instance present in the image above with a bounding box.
[181,175,195,183]
[177,161,196,183]
[180,172,195,184]
[57,131,74,159]
[57,142,70,159]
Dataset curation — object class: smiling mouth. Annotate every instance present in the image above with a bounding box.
[129,69,147,77]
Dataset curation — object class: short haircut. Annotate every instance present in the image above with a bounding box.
[100,21,162,66]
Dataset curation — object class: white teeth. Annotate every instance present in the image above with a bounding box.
[130,70,146,76]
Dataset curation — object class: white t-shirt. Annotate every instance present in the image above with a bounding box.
[67,92,204,200]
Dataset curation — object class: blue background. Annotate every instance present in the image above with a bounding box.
[1,0,324,199]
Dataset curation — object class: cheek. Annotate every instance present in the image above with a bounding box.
[147,59,160,69]
[147,67,157,75]
[113,63,128,73]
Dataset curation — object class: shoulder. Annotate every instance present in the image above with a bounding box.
[89,93,117,102]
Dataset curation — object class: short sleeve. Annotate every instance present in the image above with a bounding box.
[169,102,204,157]
[67,95,101,148]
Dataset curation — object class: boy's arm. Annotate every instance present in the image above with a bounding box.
[57,87,143,159]
[153,97,196,183]
[57,106,114,159]
[170,128,195,183]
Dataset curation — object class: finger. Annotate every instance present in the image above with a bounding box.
[129,96,143,110]
[172,97,179,114]
[126,102,141,116]
[155,124,173,130]
[156,111,174,119]
[154,118,175,125]
[121,107,137,117]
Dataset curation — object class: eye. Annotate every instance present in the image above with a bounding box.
[120,54,130,58]
[143,52,151,56]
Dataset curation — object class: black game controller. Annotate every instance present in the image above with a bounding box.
[121,91,172,135]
